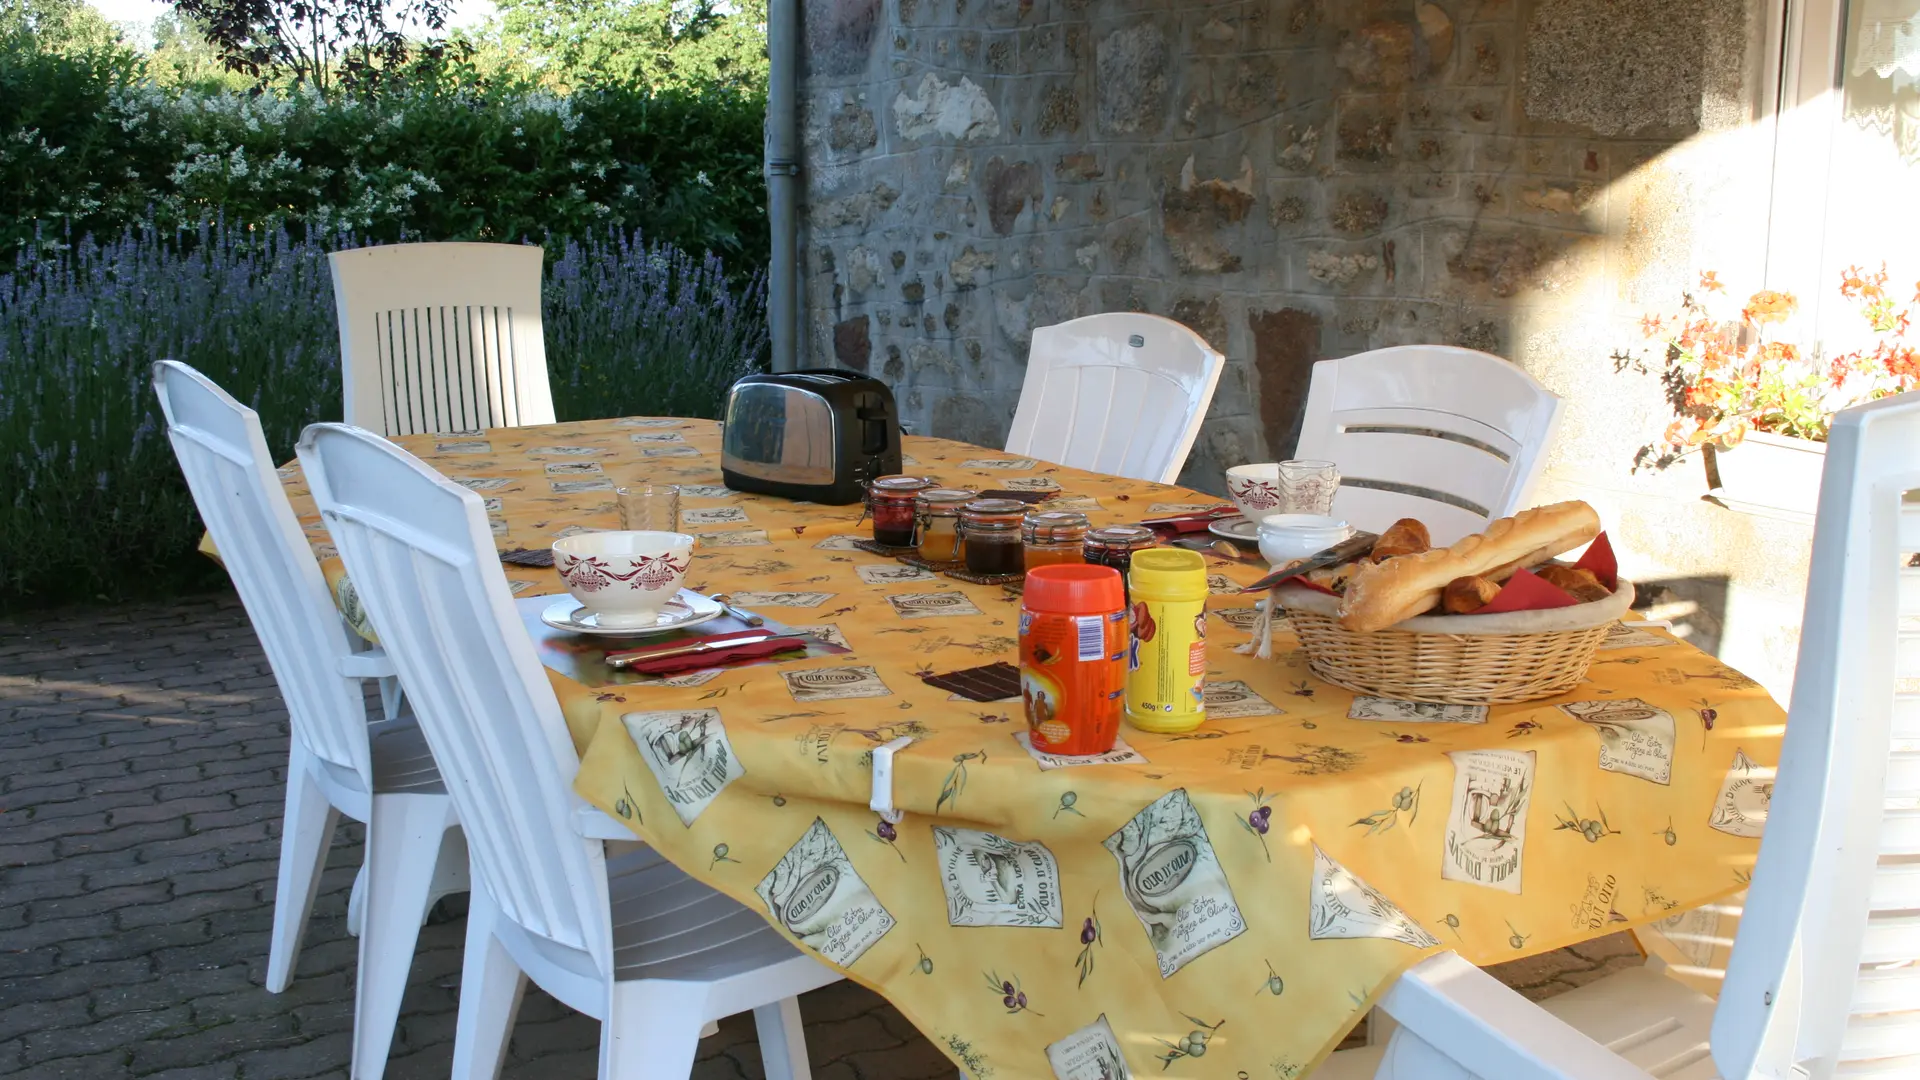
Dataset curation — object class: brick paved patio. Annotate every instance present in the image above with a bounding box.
[0,591,1645,1079]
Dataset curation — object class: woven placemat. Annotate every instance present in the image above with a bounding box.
[898,551,964,572]
[852,537,918,557]
[946,567,1025,587]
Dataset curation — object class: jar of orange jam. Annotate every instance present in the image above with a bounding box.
[1023,510,1089,569]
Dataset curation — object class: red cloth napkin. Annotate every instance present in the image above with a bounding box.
[1573,532,1618,590]
[1472,567,1580,614]
[618,636,810,675]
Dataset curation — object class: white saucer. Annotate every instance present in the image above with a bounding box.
[1208,517,1259,542]
[540,590,724,636]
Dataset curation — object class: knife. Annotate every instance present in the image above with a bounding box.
[605,629,781,668]
[1243,531,1380,592]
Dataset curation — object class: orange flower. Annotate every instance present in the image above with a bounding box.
[1742,290,1798,325]
[1757,341,1800,366]
[1698,271,1724,293]
[1684,379,1720,407]
[1663,418,1697,448]
[1640,313,1665,338]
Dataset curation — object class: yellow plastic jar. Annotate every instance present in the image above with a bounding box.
[1124,547,1210,734]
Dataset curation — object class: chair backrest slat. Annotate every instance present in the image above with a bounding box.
[332,243,554,438]
[1712,392,1920,1078]
[297,422,613,976]
[1007,313,1225,484]
[1293,346,1563,546]
[152,362,373,787]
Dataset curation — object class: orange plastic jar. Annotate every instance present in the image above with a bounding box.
[1019,565,1128,756]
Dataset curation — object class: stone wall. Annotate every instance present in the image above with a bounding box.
[796,0,1811,695]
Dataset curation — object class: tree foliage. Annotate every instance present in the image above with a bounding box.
[489,0,767,92]
[0,0,122,54]
[169,0,463,91]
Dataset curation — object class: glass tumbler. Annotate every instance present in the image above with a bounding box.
[1277,460,1341,516]
[617,484,681,531]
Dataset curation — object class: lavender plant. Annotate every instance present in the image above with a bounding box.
[0,220,766,607]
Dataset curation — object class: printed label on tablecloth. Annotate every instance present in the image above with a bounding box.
[1202,681,1283,719]
[435,440,491,454]
[551,525,604,540]
[1708,749,1772,837]
[628,432,687,443]
[1560,698,1676,785]
[1598,623,1676,650]
[855,563,937,584]
[887,592,984,619]
[526,445,600,456]
[1205,574,1241,596]
[1104,788,1246,978]
[453,477,515,491]
[933,827,1063,928]
[1348,697,1488,724]
[1442,749,1534,894]
[813,535,870,551]
[642,445,702,457]
[697,530,772,548]
[619,708,744,827]
[506,579,535,594]
[731,591,833,607]
[963,458,1038,470]
[682,506,749,527]
[1015,731,1147,770]
[552,478,615,493]
[1000,476,1061,491]
[1211,606,1268,633]
[782,666,892,702]
[1308,843,1440,948]
[788,623,850,649]
[481,497,504,512]
[659,668,726,687]
[1046,1015,1132,1079]
[545,461,604,475]
[615,417,683,428]
[1147,503,1219,514]
[1646,905,1723,968]
[756,819,894,967]
[489,519,510,536]
[1044,494,1102,512]
[680,484,735,498]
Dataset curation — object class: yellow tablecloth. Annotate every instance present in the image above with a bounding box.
[262,417,1780,1079]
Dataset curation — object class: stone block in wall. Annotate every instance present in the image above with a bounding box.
[827,100,879,153]
[1430,222,1595,302]
[1249,307,1323,459]
[1520,0,1748,136]
[1169,296,1228,353]
[893,73,1002,142]
[1451,23,1512,86]
[1161,158,1256,275]
[981,157,1043,235]
[1334,96,1403,169]
[1095,21,1172,135]
[833,316,872,372]
[1407,86,1510,132]
[804,0,883,78]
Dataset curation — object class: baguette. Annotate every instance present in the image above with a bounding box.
[1337,501,1603,632]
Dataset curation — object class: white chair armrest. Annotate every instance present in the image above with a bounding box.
[338,648,396,679]
[1373,953,1649,1080]
[572,802,637,840]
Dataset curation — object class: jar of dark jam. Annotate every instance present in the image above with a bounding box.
[960,498,1028,576]
[1023,510,1090,570]
[868,475,935,547]
[1083,525,1158,585]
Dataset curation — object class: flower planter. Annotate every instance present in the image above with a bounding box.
[1704,431,1826,519]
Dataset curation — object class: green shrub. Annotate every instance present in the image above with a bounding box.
[0,40,769,266]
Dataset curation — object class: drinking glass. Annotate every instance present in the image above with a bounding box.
[617,484,681,531]
[1277,460,1340,516]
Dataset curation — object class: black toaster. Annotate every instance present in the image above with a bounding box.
[720,371,902,504]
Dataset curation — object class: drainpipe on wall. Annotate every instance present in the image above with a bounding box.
[766,0,800,373]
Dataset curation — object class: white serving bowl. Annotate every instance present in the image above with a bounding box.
[1225,463,1283,521]
[1257,514,1354,568]
[552,530,696,627]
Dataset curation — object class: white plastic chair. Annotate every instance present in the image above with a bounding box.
[1006,312,1225,484]
[296,421,841,1080]
[152,362,467,1080]
[1315,389,1920,1079]
[1293,345,1564,546]
[330,242,555,438]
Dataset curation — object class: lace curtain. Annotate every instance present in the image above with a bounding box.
[1846,0,1920,163]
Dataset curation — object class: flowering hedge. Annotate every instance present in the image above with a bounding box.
[0,41,769,265]
[0,222,766,607]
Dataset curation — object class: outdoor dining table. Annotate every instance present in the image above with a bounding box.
[259,414,1783,1079]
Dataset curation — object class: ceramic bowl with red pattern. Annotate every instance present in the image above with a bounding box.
[552,530,695,627]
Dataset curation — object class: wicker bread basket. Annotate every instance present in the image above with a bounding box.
[1274,577,1635,705]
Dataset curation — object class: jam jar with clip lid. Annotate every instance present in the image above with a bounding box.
[959,498,1028,576]
[915,488,976,563]
[866,475,934,547]
[1023,510,1089,570]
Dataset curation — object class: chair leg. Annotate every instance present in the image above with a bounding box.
[753,996,812,1080]
[377,674,403,722]
[601,981,703,1080]
[423,827,470,924]
[267,749,338,994]
[451,887,528,1080]
[351,793,456,1080]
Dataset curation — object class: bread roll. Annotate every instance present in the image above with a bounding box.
[1536,564,1610,603]
[1370,519,1432,562]
[1443,576,1501,614]
[1337,501,1603,632]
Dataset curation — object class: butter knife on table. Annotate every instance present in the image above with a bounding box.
[605,629,783,669]
[1243,531,1380,592]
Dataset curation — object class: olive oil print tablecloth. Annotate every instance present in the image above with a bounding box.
[254,417,1783,1080]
